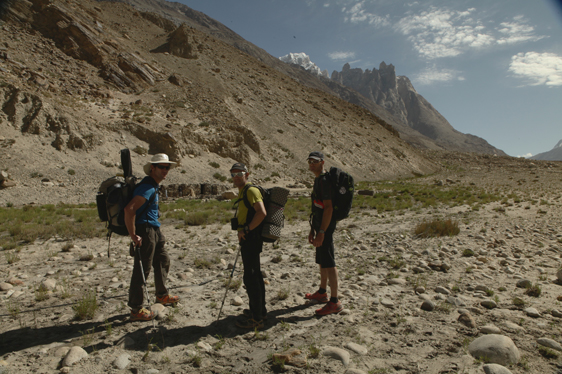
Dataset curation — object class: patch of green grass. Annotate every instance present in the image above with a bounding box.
[0,203,105,247]
[538,346,559,359]
[209,161,220,168]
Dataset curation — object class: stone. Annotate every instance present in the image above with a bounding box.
[481,325,502,334]
[524,307,540,318]
[468,334,520,366]
[41,278,57,291]
[322,347,350,367]
[537,338,562,352]
[421,300,435,311]
[61,346,88,366]
[557,268,562,281]
[0,283,13,291]
[150,303,167,319]
[458,313,476,328]
[552,309,562,318]
[344,342,368,355]
[516,279,532,288]
[481,299,497,309]
[434,286,451,295]
[483,363,513,374]
[231,296,243,306]
[112,353,131,369]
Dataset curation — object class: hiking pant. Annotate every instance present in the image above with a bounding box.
[128,224,170,311]
[240,232,266,320]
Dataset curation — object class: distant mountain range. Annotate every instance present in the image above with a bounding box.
[281,53,505,155]
[530,140,562,161]
[76,0,504,156]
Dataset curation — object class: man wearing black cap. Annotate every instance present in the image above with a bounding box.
[230,162,268,329]
[305,151,343,315]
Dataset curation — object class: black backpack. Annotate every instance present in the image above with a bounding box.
[95,149,157,254]
[326,167,354,221]
[235,184,290,243]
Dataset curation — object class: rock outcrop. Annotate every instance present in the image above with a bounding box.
[332,62,505,155]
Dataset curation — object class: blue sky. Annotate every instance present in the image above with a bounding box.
[181,0,562,157]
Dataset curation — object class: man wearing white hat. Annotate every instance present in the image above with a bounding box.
[124,153,180,321]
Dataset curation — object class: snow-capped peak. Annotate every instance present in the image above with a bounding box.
[279,52,328,78]
[554,139,562,149]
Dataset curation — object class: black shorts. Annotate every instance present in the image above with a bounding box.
[314,227,336,268]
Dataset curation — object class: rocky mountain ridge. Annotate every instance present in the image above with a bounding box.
[0,0,437,206]
[331,62,505,155]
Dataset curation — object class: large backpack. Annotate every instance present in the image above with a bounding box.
[235,184,290,243]
[96,149,157,254]
[325,167,354,221]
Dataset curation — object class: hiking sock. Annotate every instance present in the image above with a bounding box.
[330,297,339,304]
[318,288,327,294]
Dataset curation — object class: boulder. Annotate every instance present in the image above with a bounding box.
[468,334,520,366]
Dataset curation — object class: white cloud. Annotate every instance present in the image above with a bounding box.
[517,153,533,158]
[395,9,544,60]
[497,16,546,45]
[328,51,356,60]
[342,1,390,27]
[395,8,494,59]
[509,52,562,86]
[414,66,461,85]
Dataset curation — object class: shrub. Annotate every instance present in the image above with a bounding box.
[73,291,98,320]
[132,146,147,155]
[209,162,220,169]
[525,284,541,297]
[213,173,227,182]
[67,169,75,175]
[414,218,460,238]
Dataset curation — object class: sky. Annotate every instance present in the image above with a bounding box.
[181,0,562,157]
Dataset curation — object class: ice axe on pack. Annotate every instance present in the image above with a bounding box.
[132,243,156,328]
[216,246,241,322]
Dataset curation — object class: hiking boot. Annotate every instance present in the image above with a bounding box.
[315,301,343,316]
[305,291,329,303]
[130,308,155,321]
[243,309,268,320]
[235,317,264,330]
[156,294,179,306]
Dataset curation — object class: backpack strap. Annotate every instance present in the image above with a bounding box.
[135,177,159,225]
[232,184,255,226]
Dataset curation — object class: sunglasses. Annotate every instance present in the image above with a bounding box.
[155,164,171,170]
[307,159,321,164]
[231,172,246,177]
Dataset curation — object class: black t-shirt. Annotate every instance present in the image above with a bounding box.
[311,172,336,229]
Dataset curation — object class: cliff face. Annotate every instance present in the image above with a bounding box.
[332,63,505,155]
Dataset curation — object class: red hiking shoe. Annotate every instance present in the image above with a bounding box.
[130,308,155,321]
[156,294,179,306]
[315,301,343,316]
[305,291,329,303]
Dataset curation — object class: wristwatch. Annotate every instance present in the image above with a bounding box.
[318,229,325,234]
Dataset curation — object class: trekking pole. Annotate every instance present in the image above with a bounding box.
[217,246,241,322]
[135,244,156,328]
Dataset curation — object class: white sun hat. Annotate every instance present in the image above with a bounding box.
[143,153,177,175]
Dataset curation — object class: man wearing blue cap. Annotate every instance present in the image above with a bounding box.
[305,151,343,315]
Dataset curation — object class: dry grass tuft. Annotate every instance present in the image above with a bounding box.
[414,218,460,238]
